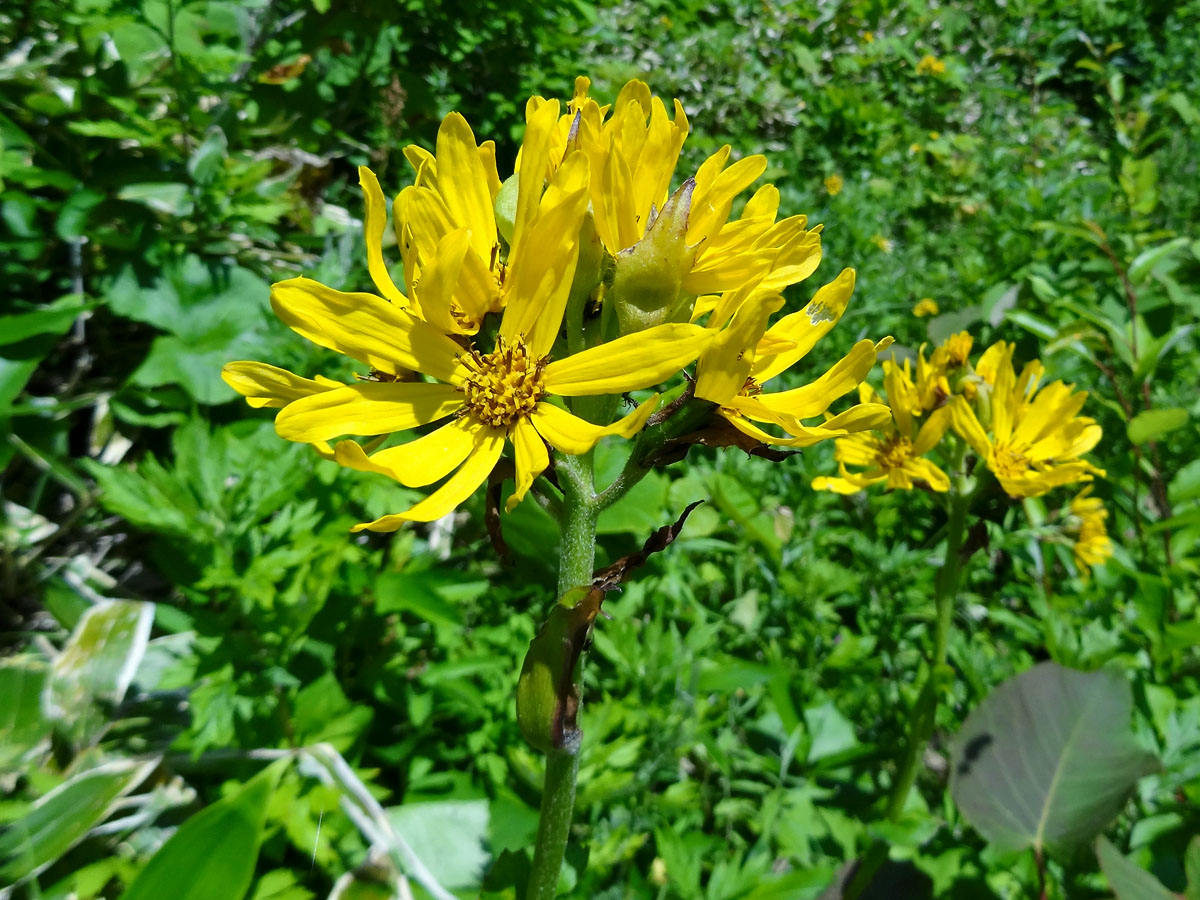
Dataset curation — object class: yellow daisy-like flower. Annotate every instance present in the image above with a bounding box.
[824,174,844,196]
[916,54,946,76]
[1066,487,1113,574]
[914,330,975,409]
[549,78,823,300]
[693,269,892,447]
[225,148,715,531]
[812,357,953,494]
[949,343,1105,498]
[913,297,939,317]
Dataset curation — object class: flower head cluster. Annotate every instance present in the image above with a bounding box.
[223,79,891,531]
[814,330,1113,574]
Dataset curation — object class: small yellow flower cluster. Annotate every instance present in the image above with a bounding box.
[824,174,844,196]
[913,298,939,317]
[916,54,946,76]
[814,331,1113,574]
[223,78,892,530]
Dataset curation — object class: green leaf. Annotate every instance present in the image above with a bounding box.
[44,599,155,743]
[0,296,91,346]
[120,759,288,900]
[388,799,490,891]
[0,659,51,767]
[0,758,157,884]
[1128,408,1189,445]
[188,129,228,185]
[1096,836,1176,900]
[1128,237,1191,284]
[117,182,194,217]
[949,662,1159,856]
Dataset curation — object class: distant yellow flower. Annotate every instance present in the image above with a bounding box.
[824,174,844,195]
[1067,487,1113,574]
[928,131,941,140]
[694,269,891,447]
[226,135,715,531]
[813,356,952,494]
[914,330,973,409]
[916,54,946,76]
[909,142,923,154]
[913,298,939,317]
[860,31,875,44]
[949,343,1104,498]
[870,234,893,253]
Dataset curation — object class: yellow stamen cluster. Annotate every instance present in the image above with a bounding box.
[460,337,547,428]
[990,441,1030,481]
[876,434,914,470]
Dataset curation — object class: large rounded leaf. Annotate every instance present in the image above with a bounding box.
[949,662,1159,856]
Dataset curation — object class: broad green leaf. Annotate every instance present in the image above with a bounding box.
[0,659,50,766]
[0,296,90,345]
[0,758,157,884]
[1096,836,1175,900]
[44,599,155,743]
[1186,835,1200,900]
[120,758,288,900]
[388,799,490,891]
[116,182,194,217]
[949,662,1159,856]
[1128,408,1189,445]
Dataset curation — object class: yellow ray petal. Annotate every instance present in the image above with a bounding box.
[274,382,462,442]
[904,457,951,492]
[530,395,660,455]
[435,113,497,262]
[499,152,591,356]
[687,153,767,244]
[221,361,335,408]
[411,227,472,334]
[358,167,407,305]
[270,277,468,384]
[694,291,785,404]
[509,418,550,512]
[335,416,481,488]
[751,268,856,384]
[350,427,505,530]
[757,339,881,419]
[513,98,560,254]
[544,324,713,396]
[477,140,502,202]
[912,404,952,455]
[949,396,992,458]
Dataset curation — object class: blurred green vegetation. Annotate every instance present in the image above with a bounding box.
[2,0,1199,898]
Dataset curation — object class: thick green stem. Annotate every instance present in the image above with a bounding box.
[526,452,597,900]
[884,487,971,821]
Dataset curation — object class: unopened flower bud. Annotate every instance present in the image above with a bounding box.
[609,179,698,335]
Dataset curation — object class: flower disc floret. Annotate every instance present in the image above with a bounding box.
[877,434,914,470]
[460,337,547,428]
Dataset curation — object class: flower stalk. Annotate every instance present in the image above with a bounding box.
[526,449,597,900]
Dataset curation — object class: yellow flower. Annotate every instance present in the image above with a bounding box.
[870,234,893,253]
[916,54,946,76]
[550,78,823,305]
[1067,487,1113,574]
[813,356,953,494]
[949,343,1105,498]
[693,269,892,447]
[909,142,923,154]
[824,173,844,195]
[914,330,973,409]
[226,146,715,531]
[913,297,939,317]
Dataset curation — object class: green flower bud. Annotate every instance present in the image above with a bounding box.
[609,179,698,335]
[495,172,519,245]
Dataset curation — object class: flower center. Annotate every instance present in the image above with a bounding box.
[991,441,1030,479]
[876,434,913,470]
[460,337,547,428]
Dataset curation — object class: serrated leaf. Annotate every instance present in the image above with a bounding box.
[119,759,288,900]
[1128,408,1188,445]
[950,662,1159,856]
[0,758,157,884]
[1096,836,1176,900]
[387,799,490,891]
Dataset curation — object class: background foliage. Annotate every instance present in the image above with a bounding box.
[2,0,1199,897]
